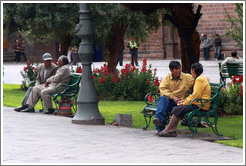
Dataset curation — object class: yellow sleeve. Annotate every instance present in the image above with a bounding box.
[183,77,206,105]
[159,76,174,99]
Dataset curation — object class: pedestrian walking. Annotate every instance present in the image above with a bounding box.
[13,39,21,63]
[19,39,27,62]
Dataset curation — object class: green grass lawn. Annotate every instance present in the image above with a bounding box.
[3,84,243,148]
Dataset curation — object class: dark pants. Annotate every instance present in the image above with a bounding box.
[214,46,221,59]
[20,52,27,62]
[22,86,33,106]
[118,51,123,66]
[14,51,21,62]
[154,96,177,132]
[71,53,77,65]
[130,49,138,66]
[203,47,209,60]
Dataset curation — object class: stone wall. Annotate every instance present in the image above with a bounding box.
[3,3,242,63]
[195,3,243,59]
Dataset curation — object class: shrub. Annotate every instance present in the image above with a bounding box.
[92,59,160,101]
[218,75,243,115]
[20,61,38,90]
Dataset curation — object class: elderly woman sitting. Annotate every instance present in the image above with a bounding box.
[158,62,211,137]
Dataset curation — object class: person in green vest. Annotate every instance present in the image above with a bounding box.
[127,38,139,66]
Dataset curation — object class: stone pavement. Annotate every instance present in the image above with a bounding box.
[3,59,223,85]
[2,59,244,164]
[2,106,243,164]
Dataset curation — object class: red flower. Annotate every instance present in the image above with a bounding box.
[154,77,160,87]
[26,61,29,66]
[143,58,147,66]
[77,66,82,73]
[141,66,146,72]
[24,67,27,71]
[92,76,96,79]
[99,78,104,84]
[146,79,150,84]
[232,75,240,84]
[240,75,243,83]
[115,77,119,83]
[54,61,58,65]
[103,66,109,75]
[147,94,154,103]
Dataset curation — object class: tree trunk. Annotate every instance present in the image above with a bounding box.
[164,4,202,73]
[122,3,202,73]
[107,24,127,74]
[59,35,71,57]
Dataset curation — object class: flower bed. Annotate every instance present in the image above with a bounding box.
[92,59,160,101]
[218,75,243,115]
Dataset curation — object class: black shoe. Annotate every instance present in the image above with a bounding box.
[14,105,27,112]
[44,108,55,114]
[21,107,35,113]
[153,118,163,127]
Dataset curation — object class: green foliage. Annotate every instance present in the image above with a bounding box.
[90,3,163,52]
[218,80,243,115]
[224,3,243,48]
[20,61,38,90]
[91,59,160,101]
[3,3,79,43]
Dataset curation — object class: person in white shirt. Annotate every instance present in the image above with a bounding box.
[221,50,243,70]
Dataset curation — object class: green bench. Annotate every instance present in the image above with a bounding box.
[142,83,224,137]
[219,62,243,83]
[226,63,243,78]
[41,73,82,114]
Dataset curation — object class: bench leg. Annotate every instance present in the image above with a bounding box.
[187,112,202,137]
[142,109,153,130]
[205,114,223,137]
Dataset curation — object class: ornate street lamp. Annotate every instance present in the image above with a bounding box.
[72,3,105,125]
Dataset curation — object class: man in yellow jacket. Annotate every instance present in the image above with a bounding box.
[153,61,194,133]
[127,38,139,66]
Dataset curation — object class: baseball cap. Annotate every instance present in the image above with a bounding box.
[42,53,52,61]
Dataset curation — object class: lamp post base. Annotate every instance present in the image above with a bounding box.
[72,119,105,125]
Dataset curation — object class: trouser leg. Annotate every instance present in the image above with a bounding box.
[154,96,176,131]
[134,51,138,66]
[26,85,44,108]
[118,51,123,66]
[16,51,21,62]
[22,86,33,106]
[130,51,134,66]
[41,87,57,109]
[21,52,27,61]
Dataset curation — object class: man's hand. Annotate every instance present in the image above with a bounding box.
[44,81,50,87]
[177,99,185,106]
[172,96,180,104]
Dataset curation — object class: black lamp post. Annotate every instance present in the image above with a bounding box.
[72,3,105,125]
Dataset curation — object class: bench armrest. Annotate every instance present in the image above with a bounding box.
[55,83,70,95]
[144,92,160,105]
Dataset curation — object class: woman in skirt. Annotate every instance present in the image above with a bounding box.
[158,62,211,137]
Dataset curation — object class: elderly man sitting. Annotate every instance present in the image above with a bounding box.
[21,55,71,114]
[14,53,58,112]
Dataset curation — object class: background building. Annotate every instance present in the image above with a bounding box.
[3,3,243,63]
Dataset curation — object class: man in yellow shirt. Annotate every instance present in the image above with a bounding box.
[153,61,194,133]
